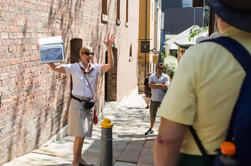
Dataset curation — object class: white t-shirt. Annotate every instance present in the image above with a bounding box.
[149,73,170,101]
[61,62,102,98]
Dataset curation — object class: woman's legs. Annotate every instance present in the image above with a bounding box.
[73,136,84,165]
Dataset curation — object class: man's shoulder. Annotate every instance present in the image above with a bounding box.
[151,73,156,77]
[162,73,169,78]
[149,73,156,78]
[183,40,229,63]
[190,41,221,54]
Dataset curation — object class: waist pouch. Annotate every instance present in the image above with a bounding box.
[72,96,95,110]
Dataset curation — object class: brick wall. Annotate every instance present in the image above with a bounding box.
[0,0,139,164]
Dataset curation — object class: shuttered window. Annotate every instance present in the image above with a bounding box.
[102,0,108,23]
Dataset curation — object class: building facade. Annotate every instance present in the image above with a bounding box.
[0,0,139,164]
[137,0,162,92]
[164,7,203,34]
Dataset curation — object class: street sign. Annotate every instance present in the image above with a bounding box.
[141,41,150,53]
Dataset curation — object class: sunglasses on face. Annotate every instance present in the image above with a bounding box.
[157,67,164,70]
[82,52,94,56]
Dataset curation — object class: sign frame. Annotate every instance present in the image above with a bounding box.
[141,41,150,53]
[39,36,65,64]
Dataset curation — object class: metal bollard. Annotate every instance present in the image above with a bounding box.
[100,118,113,166]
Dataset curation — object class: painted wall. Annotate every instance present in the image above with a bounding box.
[116,0,139,101]
[137,0,152,93]
[137,0,161,92]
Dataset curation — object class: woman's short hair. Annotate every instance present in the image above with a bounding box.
[79,46,93,55]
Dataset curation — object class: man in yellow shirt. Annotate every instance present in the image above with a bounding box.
[153,0,251,165]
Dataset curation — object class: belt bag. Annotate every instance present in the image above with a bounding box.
[72,96,95,110]
[83,99,95,109]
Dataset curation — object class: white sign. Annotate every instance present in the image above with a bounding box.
[39,36,65,63]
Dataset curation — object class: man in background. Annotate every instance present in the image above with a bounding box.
[145,63,170,135]
[144,73,152,109]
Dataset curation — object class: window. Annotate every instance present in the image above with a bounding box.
[129,43,132,62]
[116,0,121,25]
[102,0,108,23]
[192,0,203,7]
[70,38,82,63]
[125,0,128,26]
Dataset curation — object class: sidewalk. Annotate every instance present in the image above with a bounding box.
[4,91,160,166]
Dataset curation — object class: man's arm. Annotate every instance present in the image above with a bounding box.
[101,34,115,74]
[149,82,169,90]
[48,63,66,73]
[153,118,186,166]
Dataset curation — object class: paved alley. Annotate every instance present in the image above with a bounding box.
[4,91,160,166]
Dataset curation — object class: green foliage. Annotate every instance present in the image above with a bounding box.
[188,26,208,41]
[164,55,178,79]
[159,51,165,63]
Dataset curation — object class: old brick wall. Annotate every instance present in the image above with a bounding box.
[0,0,139,164]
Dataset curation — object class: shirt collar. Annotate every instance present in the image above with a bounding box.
[79,62,94,74]
[155,72,163,78]
[221,26,251,38]
[79,62,94,70]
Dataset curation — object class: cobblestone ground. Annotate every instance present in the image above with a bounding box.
[4,91,161,166]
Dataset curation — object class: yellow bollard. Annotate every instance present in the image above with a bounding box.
[100,118,113,166]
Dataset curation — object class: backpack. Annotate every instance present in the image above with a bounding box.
[190,36,251,166]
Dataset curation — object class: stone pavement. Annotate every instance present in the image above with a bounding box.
[4,90,161,166]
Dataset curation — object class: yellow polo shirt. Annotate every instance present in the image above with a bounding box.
[158,27,251,155]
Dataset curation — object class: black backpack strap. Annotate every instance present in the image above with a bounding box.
[201,36,251,140]
[189,126,208,157]
[189,126,212,166]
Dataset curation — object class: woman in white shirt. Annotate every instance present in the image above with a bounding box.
[47,34,115,166]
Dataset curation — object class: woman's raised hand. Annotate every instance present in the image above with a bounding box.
[103,34,115,49]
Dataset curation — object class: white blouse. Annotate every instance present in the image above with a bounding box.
[61,62,102,98]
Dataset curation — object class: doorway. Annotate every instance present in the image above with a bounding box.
[105,47,118,101]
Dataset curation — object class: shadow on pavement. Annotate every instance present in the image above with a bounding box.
[46,164,71,166]
[126,107,145,110]
[117,134,156,139]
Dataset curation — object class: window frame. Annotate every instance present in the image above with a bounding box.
[102,0,108,23]
[116,0,121,25]
[125,0,129,27]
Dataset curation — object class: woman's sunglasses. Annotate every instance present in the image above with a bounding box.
[82,52,94,56]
